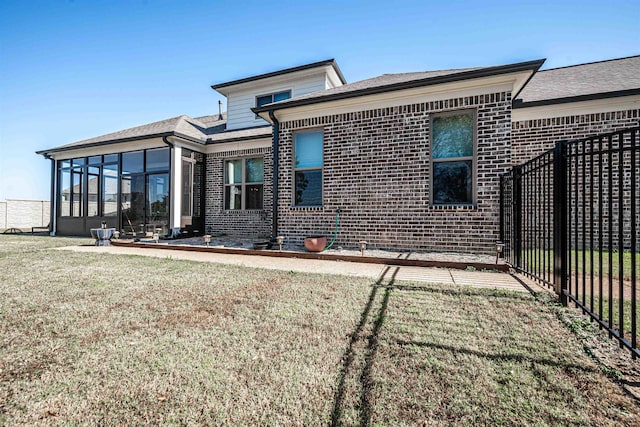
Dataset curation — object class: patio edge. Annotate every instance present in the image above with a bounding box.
[110,241,510,272]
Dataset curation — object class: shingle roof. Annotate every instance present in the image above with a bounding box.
[253,59,545,114]
[275,67,485,103]
[515,55,640,106]
[37,113,273,155]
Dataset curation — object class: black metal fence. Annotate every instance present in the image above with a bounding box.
[501,127,639,357]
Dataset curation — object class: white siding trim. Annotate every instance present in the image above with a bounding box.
[205,137,272,154]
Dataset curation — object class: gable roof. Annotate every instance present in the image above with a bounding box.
[253,59,545,114]
[514,55,640,108]
[211,58,347,90]
[36,113,272,156]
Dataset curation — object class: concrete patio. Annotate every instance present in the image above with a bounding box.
[59,244,539,293]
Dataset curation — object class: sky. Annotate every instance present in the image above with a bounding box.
[0,0,638,201]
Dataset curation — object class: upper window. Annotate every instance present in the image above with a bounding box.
[255,90,291,118]
[431,111,475,205]
[294,130,323,206]
[224,157,264,210]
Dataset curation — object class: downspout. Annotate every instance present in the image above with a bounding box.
[268,110,279,239]
[44,154,56,235]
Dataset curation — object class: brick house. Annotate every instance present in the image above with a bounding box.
[37,55,640,254]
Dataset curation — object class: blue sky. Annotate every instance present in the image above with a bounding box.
[0,0,638,201]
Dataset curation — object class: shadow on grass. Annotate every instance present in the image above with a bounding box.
[331,276,603,425]
[392,339,597,373]
[330,266,397,427]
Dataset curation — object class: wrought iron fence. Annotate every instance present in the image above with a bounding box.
[501,127,639,357]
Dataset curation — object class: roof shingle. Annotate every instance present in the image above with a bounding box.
[515,55,640,105]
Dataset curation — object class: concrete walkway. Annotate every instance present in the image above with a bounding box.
[58,245,532,292]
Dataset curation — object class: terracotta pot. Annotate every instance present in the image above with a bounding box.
[304,235,327,252]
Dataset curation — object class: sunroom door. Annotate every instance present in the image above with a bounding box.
[146,173,169,236]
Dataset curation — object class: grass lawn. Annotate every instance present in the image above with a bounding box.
[1,235,639,425]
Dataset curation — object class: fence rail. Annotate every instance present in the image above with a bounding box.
[501,127,639,357]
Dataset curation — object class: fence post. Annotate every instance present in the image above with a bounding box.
[512,165,522,269]
[553,140,568,305]
[499,174,504,243]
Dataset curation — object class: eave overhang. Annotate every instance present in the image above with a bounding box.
[252,59,546,120]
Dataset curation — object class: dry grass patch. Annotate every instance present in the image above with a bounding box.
[0,236,638,425]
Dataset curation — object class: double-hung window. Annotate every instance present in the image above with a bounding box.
[431,111,475,205]
[255,90,291,118]
[224,157,264,210]
[294,130,323,206]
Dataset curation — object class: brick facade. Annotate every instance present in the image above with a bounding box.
[512,108,639,251]
[512,108,640,165]
[204,146,272,237]
[274,92,512,254]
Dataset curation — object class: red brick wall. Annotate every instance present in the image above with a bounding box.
[276,92,513,254]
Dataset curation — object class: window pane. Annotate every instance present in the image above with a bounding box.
[88,170,99,216]
[146,148,170,172]
[225,159,242,184]
[433,161,472,204]
[61,160,71,169]
[295,170,322,206]
[432,113,474,159]
[256,95,272,107]
[122,151,144,174]
[102,169,118,217]
[72,170,83,217]
[88,156,102,165]
[181,161,193,216]
[273,91,291,102]
[72,158,86,167]
[245,157,263,183]
[60,169,71,216]
[225,185,242,210]
[295,131,323,168]
[246,184,263,209]
[147,174,170,231]
[103,154,118,163]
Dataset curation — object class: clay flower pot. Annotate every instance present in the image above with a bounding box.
[304,235,327,252]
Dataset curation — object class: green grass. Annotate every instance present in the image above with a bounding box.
[523,249,639,281]
[1,235,638,425]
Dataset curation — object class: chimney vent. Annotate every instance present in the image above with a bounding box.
[218,100,223,120]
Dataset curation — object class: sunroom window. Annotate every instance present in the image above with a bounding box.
[224,157,264,210]
[431,111,475,205]
[294,130,323,206]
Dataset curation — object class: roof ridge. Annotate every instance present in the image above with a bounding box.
[539,54,640,73]
[381,66,482,76]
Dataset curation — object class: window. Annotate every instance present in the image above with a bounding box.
[181,159,194,217]
[255,90,291,118]
[431,111,475,205]
[294,130,323,206]
[102,163,118,216]
[224,157,264,210]
[87,165,100,216]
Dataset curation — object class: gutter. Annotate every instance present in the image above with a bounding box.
[268,110,280,239]
[253,59,546,116]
